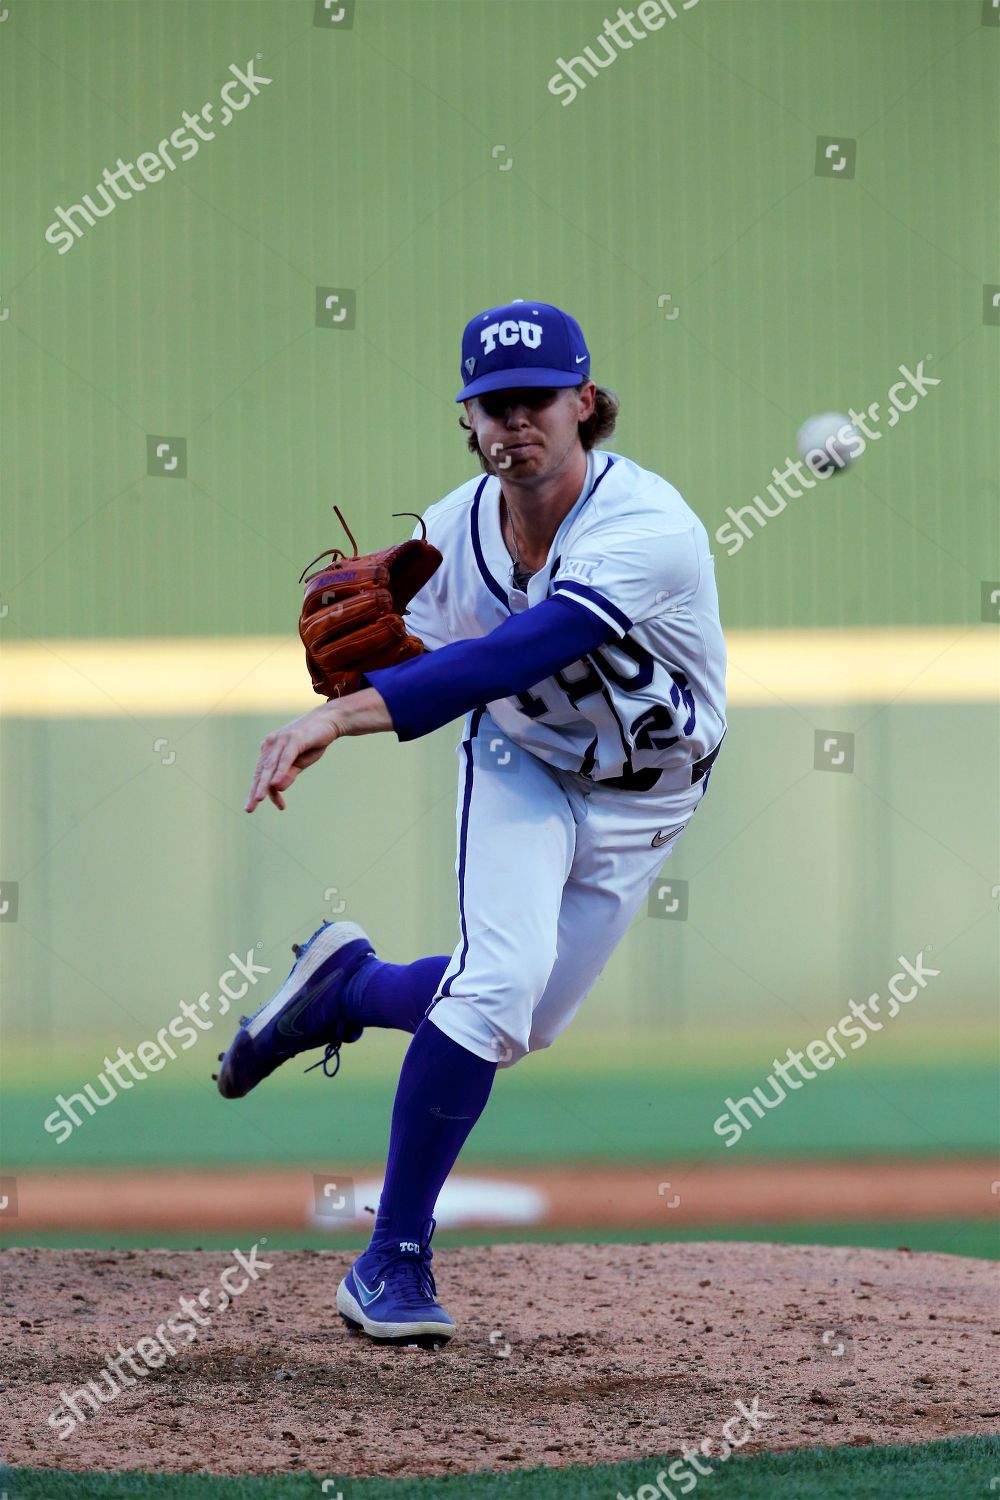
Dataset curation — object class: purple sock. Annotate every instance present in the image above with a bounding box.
[343,955,450,1034]
[367,1018,496,1246]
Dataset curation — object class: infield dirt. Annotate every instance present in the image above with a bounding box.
[5,1241,999,1480]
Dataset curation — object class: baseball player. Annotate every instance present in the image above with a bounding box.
[216,299,727,1347]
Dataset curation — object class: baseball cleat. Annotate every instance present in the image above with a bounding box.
[215,921,375,1100]
[336,1218,455,1347]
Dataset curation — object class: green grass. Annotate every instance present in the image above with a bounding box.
[3,1064,996,1168]
[3,1436,999,1499]
[1,1218,996,1259]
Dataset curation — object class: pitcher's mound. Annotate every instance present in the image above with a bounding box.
[5,1241,997,1478]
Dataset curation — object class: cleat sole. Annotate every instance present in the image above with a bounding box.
[335,1278,455,1343]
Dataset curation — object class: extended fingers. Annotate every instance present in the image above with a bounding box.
[247,734,309,811]
[245,710,336,813]
[247,734,284,812]
[269,738,301,793]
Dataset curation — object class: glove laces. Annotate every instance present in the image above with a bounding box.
[297,508,430,583]
[298,506,360,583]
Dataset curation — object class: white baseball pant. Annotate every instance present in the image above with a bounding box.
[426,707,710,1067]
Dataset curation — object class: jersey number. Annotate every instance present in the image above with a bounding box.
[513,637,653,719]
[628,670,696,746]
[514,646,697,752]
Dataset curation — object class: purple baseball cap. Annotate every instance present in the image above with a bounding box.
[456,299,591,401]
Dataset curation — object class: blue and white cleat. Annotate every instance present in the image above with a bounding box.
[336,1218,456,1347]
[214,921,374,1100]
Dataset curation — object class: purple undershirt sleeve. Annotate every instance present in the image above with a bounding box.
[364,594,615,742]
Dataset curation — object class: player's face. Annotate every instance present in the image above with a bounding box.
[465,383,596,480]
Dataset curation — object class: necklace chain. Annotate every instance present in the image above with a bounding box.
[504,498,528,579]
[508,507,520,567]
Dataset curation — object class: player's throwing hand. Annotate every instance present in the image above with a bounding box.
[245,688,394,812]
[245,702,343,813]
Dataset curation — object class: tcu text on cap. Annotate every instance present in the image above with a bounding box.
[480,318,543,355]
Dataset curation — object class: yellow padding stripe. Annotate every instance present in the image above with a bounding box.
[0,628,995,717]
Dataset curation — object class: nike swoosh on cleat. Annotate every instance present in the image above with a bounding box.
[274,989,319,1039]
[354,1272,385,1307]
[275,971,341,1038]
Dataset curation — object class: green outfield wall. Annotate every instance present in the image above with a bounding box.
[1,1,997,1052]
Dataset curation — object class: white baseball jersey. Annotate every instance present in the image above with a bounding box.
[404,449,727,784]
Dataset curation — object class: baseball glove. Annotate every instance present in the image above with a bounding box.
[298,506,442,699]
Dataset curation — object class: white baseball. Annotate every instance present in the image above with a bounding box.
[796,411,859,476]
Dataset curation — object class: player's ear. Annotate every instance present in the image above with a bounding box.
[575,381,597,420]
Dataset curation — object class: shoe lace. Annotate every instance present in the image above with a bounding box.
[368,1217,439,1302]
[303,1042,343,1079]
[389,1254,437,1304]
[293,936,345,1080]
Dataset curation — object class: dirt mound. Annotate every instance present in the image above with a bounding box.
[4,1242,997,1479]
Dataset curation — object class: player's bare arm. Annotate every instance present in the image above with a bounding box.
[246,593,617,811]
[245,687,392,814]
